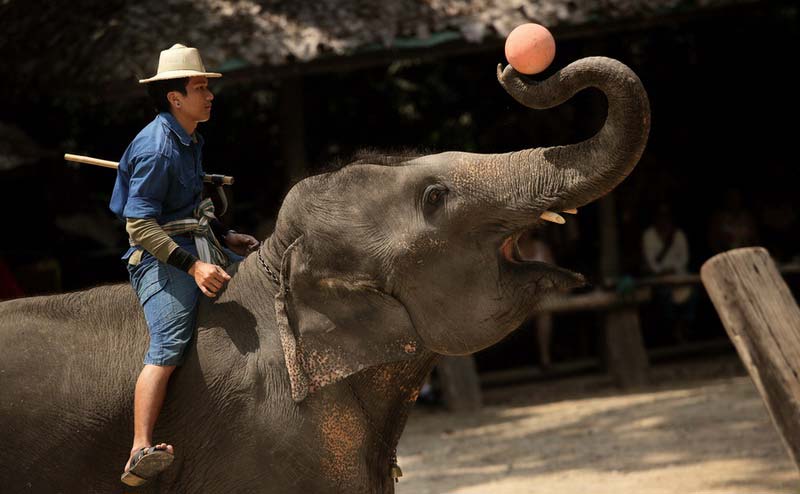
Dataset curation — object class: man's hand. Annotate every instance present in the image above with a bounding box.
[188,260,231,298]
[225,232,259,256]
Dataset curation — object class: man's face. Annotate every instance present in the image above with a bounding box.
[171,76,214,123]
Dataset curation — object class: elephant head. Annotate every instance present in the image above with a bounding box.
[265,56,650,401]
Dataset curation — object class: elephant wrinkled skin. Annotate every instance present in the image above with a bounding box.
[0,57,649,493]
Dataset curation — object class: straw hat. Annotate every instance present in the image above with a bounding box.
[139,43,222,84]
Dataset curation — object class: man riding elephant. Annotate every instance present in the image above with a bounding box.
[0,55,649,493]
[109,43,259,485]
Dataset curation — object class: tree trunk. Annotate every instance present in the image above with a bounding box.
[701,247,800,471]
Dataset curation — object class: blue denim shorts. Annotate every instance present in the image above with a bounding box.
[128,256,200,366]
[127,248,244,366]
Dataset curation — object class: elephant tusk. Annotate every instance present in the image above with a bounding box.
[540,211,565,224]
[562,208,578,214]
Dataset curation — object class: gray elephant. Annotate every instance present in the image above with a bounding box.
[0,56,649,493]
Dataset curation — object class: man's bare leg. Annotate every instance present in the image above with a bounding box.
[124,364,176,471]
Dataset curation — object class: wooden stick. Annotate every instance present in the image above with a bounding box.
[701,247,800,471]
[64,153,234,185]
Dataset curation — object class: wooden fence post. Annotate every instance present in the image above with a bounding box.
[597,192,649,388]
[604,307,649,388]
[701,247,800,470]
[438,355,482,412]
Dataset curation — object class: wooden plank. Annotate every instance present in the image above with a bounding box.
[701,247,800,471]
[537,287,651,314]
[437,355,482,412]
[479,359,601,387]
[604,264,800,289]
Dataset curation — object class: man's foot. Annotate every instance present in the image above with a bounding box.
[121,443,174,486]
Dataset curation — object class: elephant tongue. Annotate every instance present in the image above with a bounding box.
[500,231,547,263]
[514,230,549,262]
[500,236,517,262]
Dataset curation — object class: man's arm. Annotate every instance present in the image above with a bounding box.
[210,217,231,244]
[671,230,690,272]
[654,230,675,264]
[209,217,259,256]
[126,218,197,271]
[127,218,230,297]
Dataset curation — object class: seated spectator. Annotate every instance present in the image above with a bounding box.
[641,203,697,343]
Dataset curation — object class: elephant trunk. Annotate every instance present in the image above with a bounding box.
[494,56,650,213]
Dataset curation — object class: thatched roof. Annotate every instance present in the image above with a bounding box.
[1,0,758,91]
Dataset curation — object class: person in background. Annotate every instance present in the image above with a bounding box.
[642,203,696,343]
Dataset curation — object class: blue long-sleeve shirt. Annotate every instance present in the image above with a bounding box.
[109,112,205,261]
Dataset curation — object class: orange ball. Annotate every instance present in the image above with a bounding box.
[504,23,556,75]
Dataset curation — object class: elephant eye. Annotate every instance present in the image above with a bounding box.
[424,185,448,206]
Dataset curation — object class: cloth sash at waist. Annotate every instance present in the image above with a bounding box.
[130,198,229,267]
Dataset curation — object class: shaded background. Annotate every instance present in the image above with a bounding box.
[1,0,797,381]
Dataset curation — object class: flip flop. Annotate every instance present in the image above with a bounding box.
[120,445,174,487]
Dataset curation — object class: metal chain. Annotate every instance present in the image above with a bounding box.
[261,239,395,475]
[257,243,287,292]
[346,380,400,480]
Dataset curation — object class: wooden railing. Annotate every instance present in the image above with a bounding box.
[438,259,800,410]
[528,262,800,389]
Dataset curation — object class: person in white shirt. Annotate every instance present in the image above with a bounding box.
[643,205,689,277]
[641,203,696,343]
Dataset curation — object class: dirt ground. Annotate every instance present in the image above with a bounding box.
[396,355,799,494]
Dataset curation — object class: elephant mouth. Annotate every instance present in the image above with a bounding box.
[499,231,549,264]
[498,211,585,289]
[498,205,580,263]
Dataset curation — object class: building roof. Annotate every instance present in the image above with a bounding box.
[1,0,758,91]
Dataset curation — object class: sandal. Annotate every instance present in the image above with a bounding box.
[120,445,174,486]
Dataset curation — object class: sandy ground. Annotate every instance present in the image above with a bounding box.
[396,356,799,494]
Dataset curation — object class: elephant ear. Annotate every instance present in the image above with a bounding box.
[274,235,421,402]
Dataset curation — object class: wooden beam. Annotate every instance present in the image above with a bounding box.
[701,247,800,471]
[602,263,800,289]
[537,287,651,314]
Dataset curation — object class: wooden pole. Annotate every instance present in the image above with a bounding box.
[64,153,234,185]
[437,356,482,412]
[701,247,800,471]
[605,309,649,388]
[598,193,649,388]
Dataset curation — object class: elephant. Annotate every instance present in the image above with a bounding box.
[0,56,649,493]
